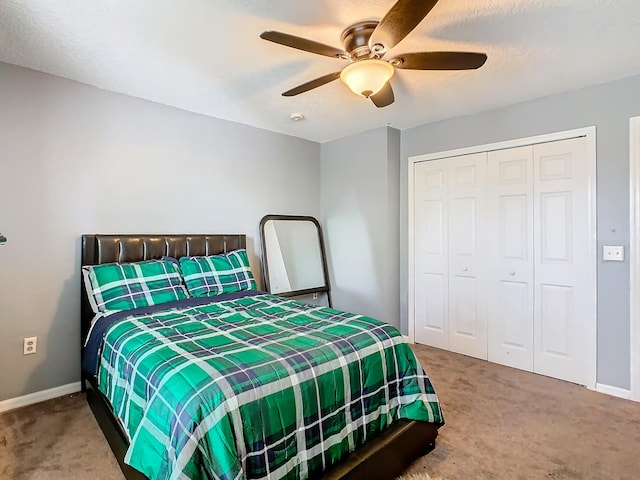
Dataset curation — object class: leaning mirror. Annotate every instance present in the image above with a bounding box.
[260,215,332,306]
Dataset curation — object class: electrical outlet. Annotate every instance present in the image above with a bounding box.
[23,337,37,355]
[312,292,319,300]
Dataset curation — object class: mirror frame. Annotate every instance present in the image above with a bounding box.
[259,214,332,307]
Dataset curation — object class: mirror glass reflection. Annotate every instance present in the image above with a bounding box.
[260,215,331,305]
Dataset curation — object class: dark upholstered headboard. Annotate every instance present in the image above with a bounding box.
[80,234,246,357]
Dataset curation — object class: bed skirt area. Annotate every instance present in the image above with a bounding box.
[85,377,439,480]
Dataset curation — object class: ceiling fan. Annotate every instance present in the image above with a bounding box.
[260,0,487,108]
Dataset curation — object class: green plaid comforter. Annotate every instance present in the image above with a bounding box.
[98,294,443,480]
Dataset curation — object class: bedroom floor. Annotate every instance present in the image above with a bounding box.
[1,345,639,480]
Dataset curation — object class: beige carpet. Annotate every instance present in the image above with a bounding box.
[396,475,441,480]
[404,345,640,480]
[1,345,639,479]
[0,393,123,480]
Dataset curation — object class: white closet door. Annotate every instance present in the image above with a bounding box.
[447,153,488,359]
[414,159,449,348]
[487,146,535,370]
[533,137,590,385]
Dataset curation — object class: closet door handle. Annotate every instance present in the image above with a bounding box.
[509,271,516,276]
[462,267,468,272]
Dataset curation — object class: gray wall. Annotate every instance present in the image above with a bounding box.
[400,74,640,389]
[2,58,637,401]
[320,127,401,327]
[0,62,321,402]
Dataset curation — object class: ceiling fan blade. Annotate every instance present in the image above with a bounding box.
[260,31,347,59]
[282,71,342,97]
[369,0,439,51]
[391,52,487,70]
[370,82,395,108]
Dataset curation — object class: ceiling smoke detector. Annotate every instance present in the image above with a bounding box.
[289,113,305,121]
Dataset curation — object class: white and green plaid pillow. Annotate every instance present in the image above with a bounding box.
[179,249,256,297]
[82,259,188,314]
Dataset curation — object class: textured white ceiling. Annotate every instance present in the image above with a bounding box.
[1,0,640,142]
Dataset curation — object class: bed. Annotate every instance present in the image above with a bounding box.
[80,234,443,480]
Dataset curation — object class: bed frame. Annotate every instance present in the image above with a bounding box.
[80,234,439,480]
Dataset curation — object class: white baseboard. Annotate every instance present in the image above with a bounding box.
[595,383,632,400]
[0,382,81,414]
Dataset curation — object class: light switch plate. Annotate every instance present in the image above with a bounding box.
[603,245,624,262]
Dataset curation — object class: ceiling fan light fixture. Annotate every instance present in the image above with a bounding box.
[340,59,394,98]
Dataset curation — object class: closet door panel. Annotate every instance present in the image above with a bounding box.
[414,160,449,348]
[448,153,488,360]
[498,280,531,348]
[539,284,571,356]
[412,133,594,387]
[533,137,590,385]
[487,147,535,371]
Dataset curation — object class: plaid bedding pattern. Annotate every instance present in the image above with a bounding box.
[98,294,443,480]
[82,259,188,314]
[179,249,257,297]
